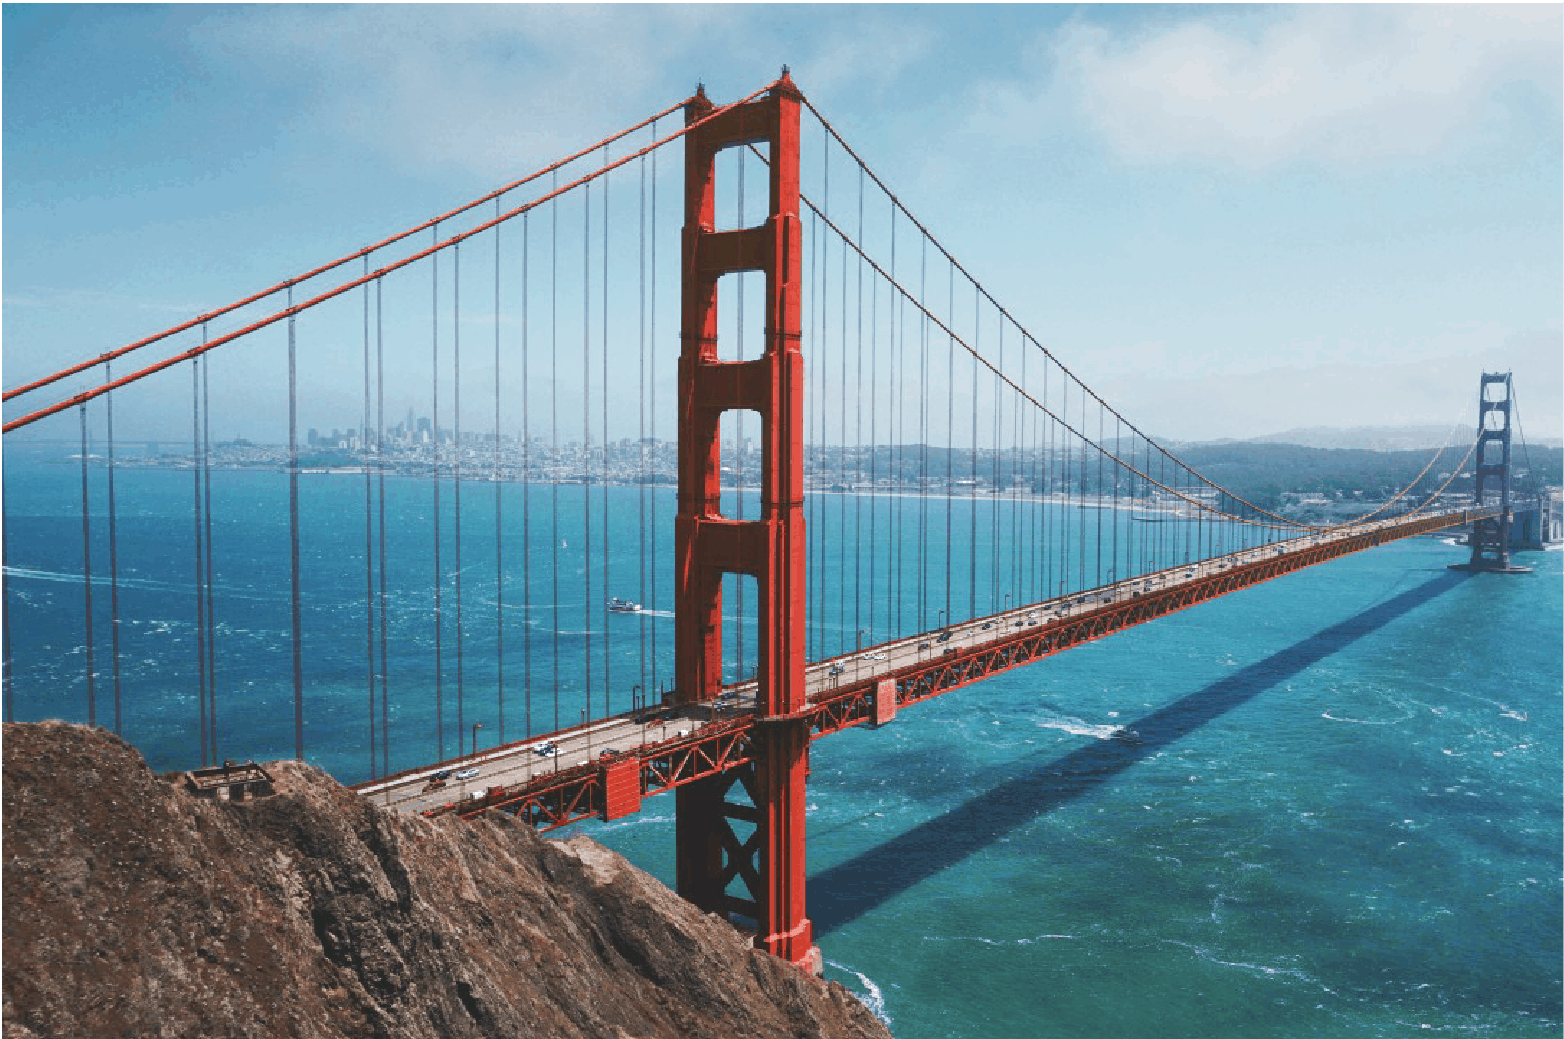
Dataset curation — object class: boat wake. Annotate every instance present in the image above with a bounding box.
[1036,713,1126,740]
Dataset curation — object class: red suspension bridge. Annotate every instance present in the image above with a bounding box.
[3,73,1547,974]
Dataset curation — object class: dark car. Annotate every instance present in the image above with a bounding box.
[432,769,453,781]
[936,631,953,642]
[918,642,931,651]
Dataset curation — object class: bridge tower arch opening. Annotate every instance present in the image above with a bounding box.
[672,73,818,972]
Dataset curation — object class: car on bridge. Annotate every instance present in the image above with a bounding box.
[828,664,845,676]
[534,742,558,757]
[454,767,480,781]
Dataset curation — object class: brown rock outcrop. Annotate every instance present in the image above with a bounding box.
[2,722,891,1039]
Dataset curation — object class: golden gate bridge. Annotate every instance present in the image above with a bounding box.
[2,73,1546,974]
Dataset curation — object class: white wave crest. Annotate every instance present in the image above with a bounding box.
[825,959,890,1027]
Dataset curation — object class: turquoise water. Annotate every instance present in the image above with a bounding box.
[5,456,1560,1036]
[586,539,1562,1038]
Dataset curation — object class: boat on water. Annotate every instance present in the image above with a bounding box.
[607,597,642,613]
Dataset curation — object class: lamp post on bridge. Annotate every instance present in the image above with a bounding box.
[632,684,643,715]
[470,723,482,760]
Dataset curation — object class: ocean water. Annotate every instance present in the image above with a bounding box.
[586,539,1563,1038]
[4,454,1560,1037]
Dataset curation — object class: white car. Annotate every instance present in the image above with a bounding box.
[454,767,480,781]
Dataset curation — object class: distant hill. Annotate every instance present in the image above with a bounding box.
[1191,426,1563,452]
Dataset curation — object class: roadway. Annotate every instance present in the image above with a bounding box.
[358,511,1464,817]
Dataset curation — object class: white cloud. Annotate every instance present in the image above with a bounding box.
[1045,6,1561,168]
[185,7,937,184]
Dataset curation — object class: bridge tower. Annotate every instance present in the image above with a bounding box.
[673,74,817,972]
[1453,372,1531,574]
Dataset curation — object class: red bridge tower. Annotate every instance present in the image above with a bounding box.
[673,74,817,972]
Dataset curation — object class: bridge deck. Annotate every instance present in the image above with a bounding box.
[354,508,1482,825]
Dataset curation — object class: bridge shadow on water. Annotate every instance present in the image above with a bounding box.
[808,567,1466,937]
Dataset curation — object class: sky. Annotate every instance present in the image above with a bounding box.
[4,4,1561,444]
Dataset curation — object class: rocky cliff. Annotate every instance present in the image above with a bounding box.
[2,722,891,1039]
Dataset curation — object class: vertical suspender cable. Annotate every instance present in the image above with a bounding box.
[1078,383,1088,590]
[1096,401,1105,588]
[551,175,561,736]
[868,218,878,646]
[888,204,901,639]
[943,262,954,626]
[648,129,660,697]
[202,354,217,763]
[454,243,465,753]
[192,358,207,761]
[637,149,648,698]
[1113,414,1122,586]
[838,179,848,655]
[495,205,506,746]
[854,164,864,653]
[969,284,978,619]
[601,144,611,714]
[582,179,593,716]
[819,197,832,650]
[80,404,97,729]
[432,227,445,760]
[287,288,305,762]
[364,258,377,778]
[105,362,124,734]
[522,211,534,738]
[376,278,390,779]
[917,238,928,630]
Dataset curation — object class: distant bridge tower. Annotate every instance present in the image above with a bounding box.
[1453,372,1532,574]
